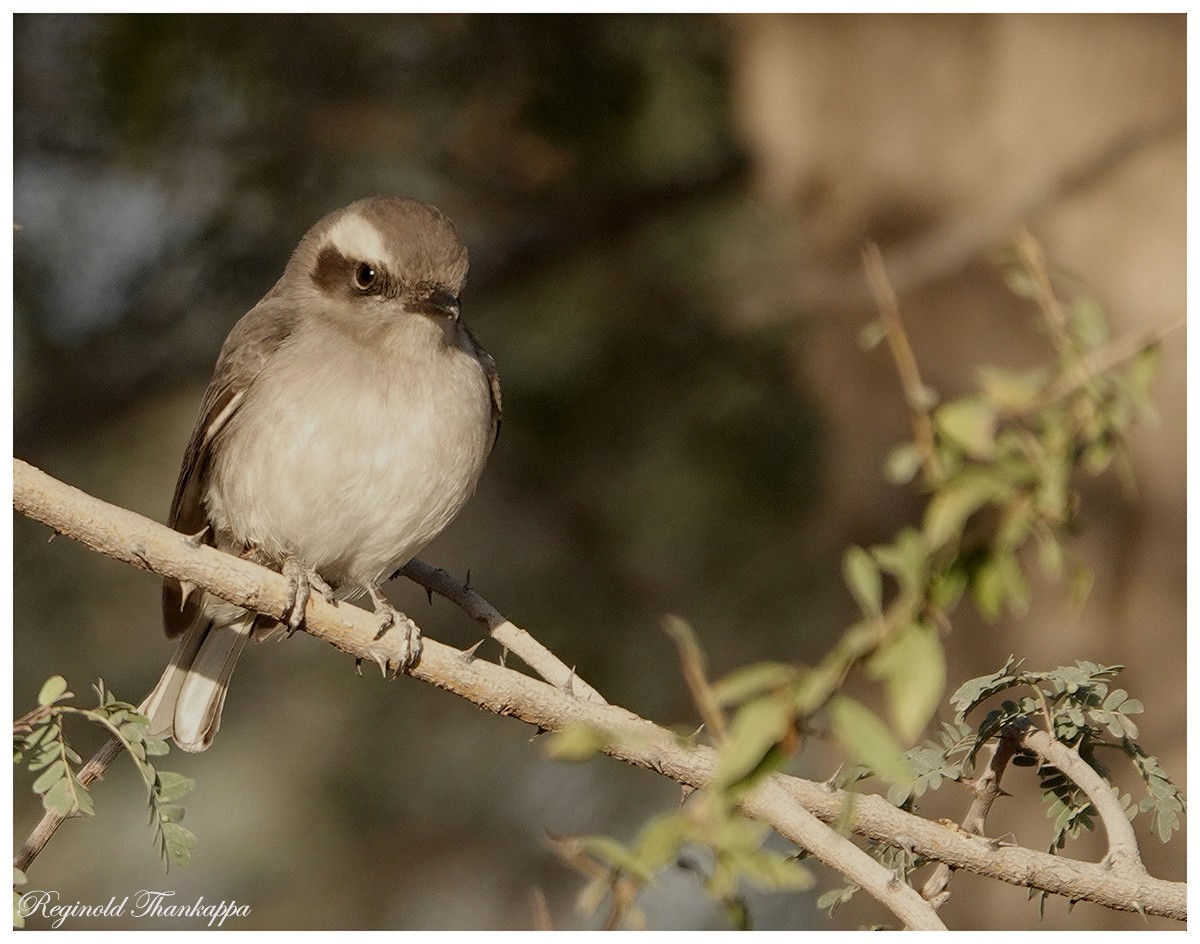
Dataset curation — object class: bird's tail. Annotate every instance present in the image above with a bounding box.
[142,611,255,752]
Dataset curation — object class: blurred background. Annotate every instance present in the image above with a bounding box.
[12,13,1185,931]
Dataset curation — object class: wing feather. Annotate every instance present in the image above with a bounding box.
[161,301,299,638]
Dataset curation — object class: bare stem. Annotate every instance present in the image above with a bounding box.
[863,243,943,483]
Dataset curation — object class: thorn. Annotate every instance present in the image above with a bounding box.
[689,723,706,741]
[996,786,1013,798]
[499,646,508,669]
[1067,899,1077,914]
[129,542,149,565]
[464,568,473,590]
[460,639,485,663]
[680,784,696,805]
[561,667,576,696]
[354,658,364,677]
[1132,900,1147,923]
[177,580,198,610]
[184,525,210,548]
[529,726,548,741]
[887,870,901,889]
[425,586,433,606]
[371,651,389,678]
[47,529,57,543]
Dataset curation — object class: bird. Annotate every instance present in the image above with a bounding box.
[143,196,501,752]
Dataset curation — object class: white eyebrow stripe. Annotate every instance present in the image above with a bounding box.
[326,213,391,267]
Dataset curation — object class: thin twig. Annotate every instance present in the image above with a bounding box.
[14,735,126,872]
[663,616,729,744]
[1011,314,1185,418]
[1013,228,1077,364]
[863,243,943,483]
[398,559,606,705]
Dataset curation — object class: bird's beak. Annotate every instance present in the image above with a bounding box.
[410,286,461,322]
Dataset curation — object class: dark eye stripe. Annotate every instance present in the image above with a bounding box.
[312,246,386,296]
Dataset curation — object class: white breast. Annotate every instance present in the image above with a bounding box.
[205,313,493,590]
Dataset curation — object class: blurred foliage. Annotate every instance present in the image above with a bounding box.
[542,238,1181,928]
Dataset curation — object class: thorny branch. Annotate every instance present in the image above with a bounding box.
[12,459,1186,924]
[921,723,1024,908]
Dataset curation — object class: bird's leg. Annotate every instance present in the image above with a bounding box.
[368,582,422,673]
[282,557,336,636]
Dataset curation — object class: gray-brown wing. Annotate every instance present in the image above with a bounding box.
[161,299,300,638]
[462,322,502,448]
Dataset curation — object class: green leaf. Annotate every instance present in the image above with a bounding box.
[632,813,691,871]
[858,319,888,350]
[1035,528,1065,578]
[924,471,1012,550]
[577,835,655,882]
[817,884,859,916]
[995,549,1029,616]
[25,739,61,772]
[1069,298,1110,351]
[867,622,946,744]
[43,774,87,817]
[871,528,928,595]
[154,771,196,804]
[971,556,1005,622]
[842,546,883,617]
[1125,344,1161,417]
[733,849,813,892]
[712,663,799,707]
[543,723,607,762]
[143,737,171,757]
[1003,267,1037,299]
[31,759,66,796]
[935,398,998,459]
[884,442,923,485]
[828,696,913,787]
[37,676,69,707]
[928,566,967,613]
[950,657,1022,719]
[161,821,198,869]
[793,661,844,718]
[1102,689,1128,711]
[977,366,1049,412]
[713,696,794,790]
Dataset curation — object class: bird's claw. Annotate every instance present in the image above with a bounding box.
[368,582,422,675]
[283,558,335,637]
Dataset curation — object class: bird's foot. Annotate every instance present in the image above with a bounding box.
[282,558,336,636]
[368,582,422,676]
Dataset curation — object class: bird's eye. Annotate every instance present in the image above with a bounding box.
[353,262,377,291]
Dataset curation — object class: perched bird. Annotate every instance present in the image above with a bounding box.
[144,197,501,751]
